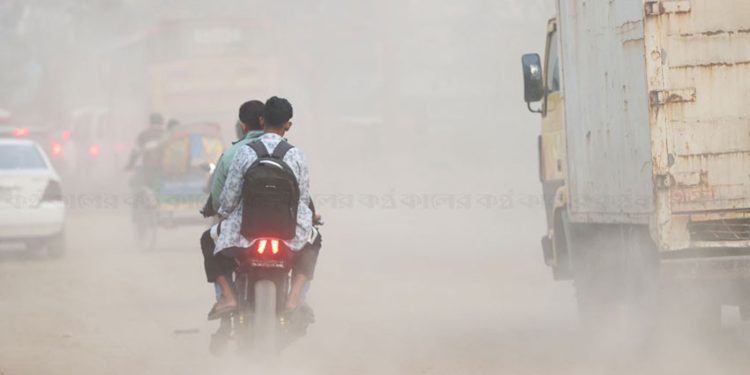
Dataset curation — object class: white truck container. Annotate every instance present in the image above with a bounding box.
[522,0,750,323]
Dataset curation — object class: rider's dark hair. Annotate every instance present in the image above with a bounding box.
[239,100,265,131]
[263,96,293,127]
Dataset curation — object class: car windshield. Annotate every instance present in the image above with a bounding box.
[0,144,47,170]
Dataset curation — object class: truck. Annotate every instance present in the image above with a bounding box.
[522,0,750,326]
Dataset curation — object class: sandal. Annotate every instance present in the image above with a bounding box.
[207,303,238,321]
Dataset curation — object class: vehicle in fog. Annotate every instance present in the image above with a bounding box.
[523,0,750,325]
[56,107,129,192]
[0,139,65,257]
[146,18,279,129]
[1,122,67,171]
[130,122,223,250]
[215,238,305,355]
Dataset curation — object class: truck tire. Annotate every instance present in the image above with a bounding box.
[568,222,659,336]
[570,224,607,326]
[551,209,573,280]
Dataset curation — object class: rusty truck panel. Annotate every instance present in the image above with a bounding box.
[644,0,750,250]
[557,0,750,251]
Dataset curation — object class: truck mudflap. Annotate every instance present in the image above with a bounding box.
[661,255,750,282]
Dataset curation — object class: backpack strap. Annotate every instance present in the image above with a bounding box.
[271,140,294,160]
[247,140,270,158]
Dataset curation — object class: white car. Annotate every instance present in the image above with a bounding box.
[0,139,66,256]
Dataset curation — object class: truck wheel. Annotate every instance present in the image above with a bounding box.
[568,221,615,328]
[570,223,659,336]
[551,209,572,280]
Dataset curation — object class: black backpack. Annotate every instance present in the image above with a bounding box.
[241,140,300,240]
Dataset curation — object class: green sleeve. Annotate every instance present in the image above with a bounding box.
[210,156,229,209]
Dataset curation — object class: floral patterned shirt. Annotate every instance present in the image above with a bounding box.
[215,133,312,254]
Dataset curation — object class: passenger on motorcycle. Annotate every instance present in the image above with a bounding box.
[200,100,265,301]
[207,96,321,320]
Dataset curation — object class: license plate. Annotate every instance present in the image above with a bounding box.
[249,259,286,268]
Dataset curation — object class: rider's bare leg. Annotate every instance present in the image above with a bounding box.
[286,273,308,311]
[214,275,237,308]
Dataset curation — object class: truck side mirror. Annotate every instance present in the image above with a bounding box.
[522,53,545,111]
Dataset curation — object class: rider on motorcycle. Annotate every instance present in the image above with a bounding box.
[207,96,321,319]
[200,100,265,303]
[125,112,166,188]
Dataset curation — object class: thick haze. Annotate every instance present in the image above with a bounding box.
[3,1,750,374]
[0,0,549,194]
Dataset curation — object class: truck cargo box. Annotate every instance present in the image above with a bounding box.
[558,0,750,250]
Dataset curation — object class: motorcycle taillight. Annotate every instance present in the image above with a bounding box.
[256,239,280,255]
[257,240,267,254]
[243,238,287,269]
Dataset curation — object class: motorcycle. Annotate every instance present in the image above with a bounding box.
[237,238,294,354]
[211,232,318,356]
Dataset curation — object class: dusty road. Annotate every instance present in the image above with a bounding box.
[2,206,750,375]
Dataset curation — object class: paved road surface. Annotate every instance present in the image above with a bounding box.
[2,207,750,374]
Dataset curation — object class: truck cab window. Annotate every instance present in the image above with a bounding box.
[546,30,560,93]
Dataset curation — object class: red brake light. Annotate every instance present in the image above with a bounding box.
[271,240,279,254]
[88,144,99,156]
[257,240,267,254]
[61,130,71,140]
[12,127,29,137]
[51,141,62,156]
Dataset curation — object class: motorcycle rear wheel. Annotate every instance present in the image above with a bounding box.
[253,280,278,355]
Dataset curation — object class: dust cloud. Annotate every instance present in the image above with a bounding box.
[1,1,750,374]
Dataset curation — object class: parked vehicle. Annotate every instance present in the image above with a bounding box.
[522,0,750,326]
[0,139,66,257]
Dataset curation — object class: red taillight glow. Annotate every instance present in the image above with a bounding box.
[88,144,99,156]
[257,240,268,254]
[271,240,279,254]
[51,142,62,156]
[61,130,71,140]
[12,127,29,137]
